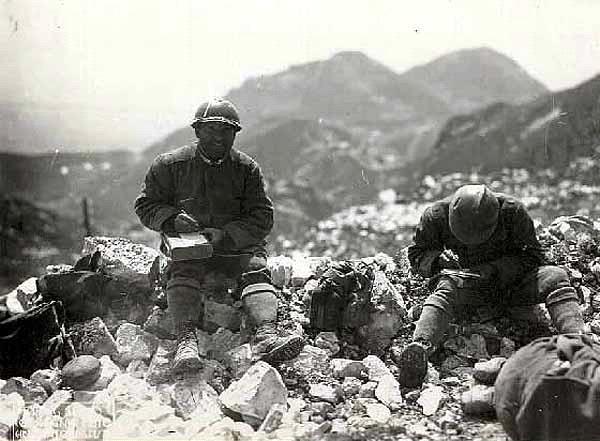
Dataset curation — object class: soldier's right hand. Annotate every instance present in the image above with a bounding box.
[173,213,200,233]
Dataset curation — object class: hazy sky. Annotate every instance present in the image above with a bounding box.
[2,0,600,149]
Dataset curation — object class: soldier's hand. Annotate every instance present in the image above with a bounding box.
[201,228,224,245]
[173,213,200,233]
[437,250,461,270]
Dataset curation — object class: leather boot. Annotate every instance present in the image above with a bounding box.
[167,277,204,374]
[242,283,304,364]
[397,305,448,388]
[172,320,202,374]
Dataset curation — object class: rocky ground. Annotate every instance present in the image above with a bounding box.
[275,154,600,260]
[1,213,599,441]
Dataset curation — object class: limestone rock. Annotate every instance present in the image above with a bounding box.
[38,389,73,418]
[220,361,288,422]
[259,403,287,433]
[365,402,391,423]
[115,323,159,366]
[82,237,159,324]
[93,374,159,419]
[184,401,224,437]
[87,355,121,390]
[418,385,445,415]
[30,369,61,395]
[375,375,403,410]
[281,345,331,379]
[61,402,110,440]
[192,417,254,441]
[2,277,37,314]
[308,383,342,404]
[315,332,341,356]
[0,393,25,439]
[102,402,178,440]
[331,359,366,378]
[362,355,393,382]
[224,343,254,379]
[1,377,48,404]
[358,381,377,398]
[126,359,149,379]
[61,355,102,390]
[146,339,176,385]
[69,317,118,358]
[143,306,176,339]
[169,377,220,420]
[341,377,362,397]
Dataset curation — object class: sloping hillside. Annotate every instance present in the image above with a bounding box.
[424,74,600,174]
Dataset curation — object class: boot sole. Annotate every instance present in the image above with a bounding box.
[260,336,304,364]
[397,342,428,388]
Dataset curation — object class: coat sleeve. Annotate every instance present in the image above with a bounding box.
[487,203,545,286]
[222,163,274,250]
[134,156,180,232]
[407,206,445,278]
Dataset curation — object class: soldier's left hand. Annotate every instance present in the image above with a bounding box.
[201,228,224,245]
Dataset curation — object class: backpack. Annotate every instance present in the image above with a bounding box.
[0,301,74,378]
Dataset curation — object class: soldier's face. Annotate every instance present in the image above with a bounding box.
[195,122,236,160]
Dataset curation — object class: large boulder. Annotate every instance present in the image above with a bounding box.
[82,236,160,323]
[220,361,288,424]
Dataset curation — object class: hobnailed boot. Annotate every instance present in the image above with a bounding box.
[242,283,304,364]
[397,304,449,388]
[172,321,202,374]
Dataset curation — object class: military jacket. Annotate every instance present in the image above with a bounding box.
[134,144,273,255]
[407,194,545,284]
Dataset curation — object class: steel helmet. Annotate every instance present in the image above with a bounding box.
[191,98,242,132]
[449,184,499,245]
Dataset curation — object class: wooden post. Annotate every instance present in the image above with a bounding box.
[82,197,92,237]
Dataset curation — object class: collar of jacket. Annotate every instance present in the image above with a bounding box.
[194,141,232,166]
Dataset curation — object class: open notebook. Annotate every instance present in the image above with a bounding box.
[161,232,213,260]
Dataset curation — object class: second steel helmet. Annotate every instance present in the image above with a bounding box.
[191,98,242,132]
[449,184,499,245]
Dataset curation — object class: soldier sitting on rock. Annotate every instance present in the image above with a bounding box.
[135,98,304,373]
[396,184,585,388]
